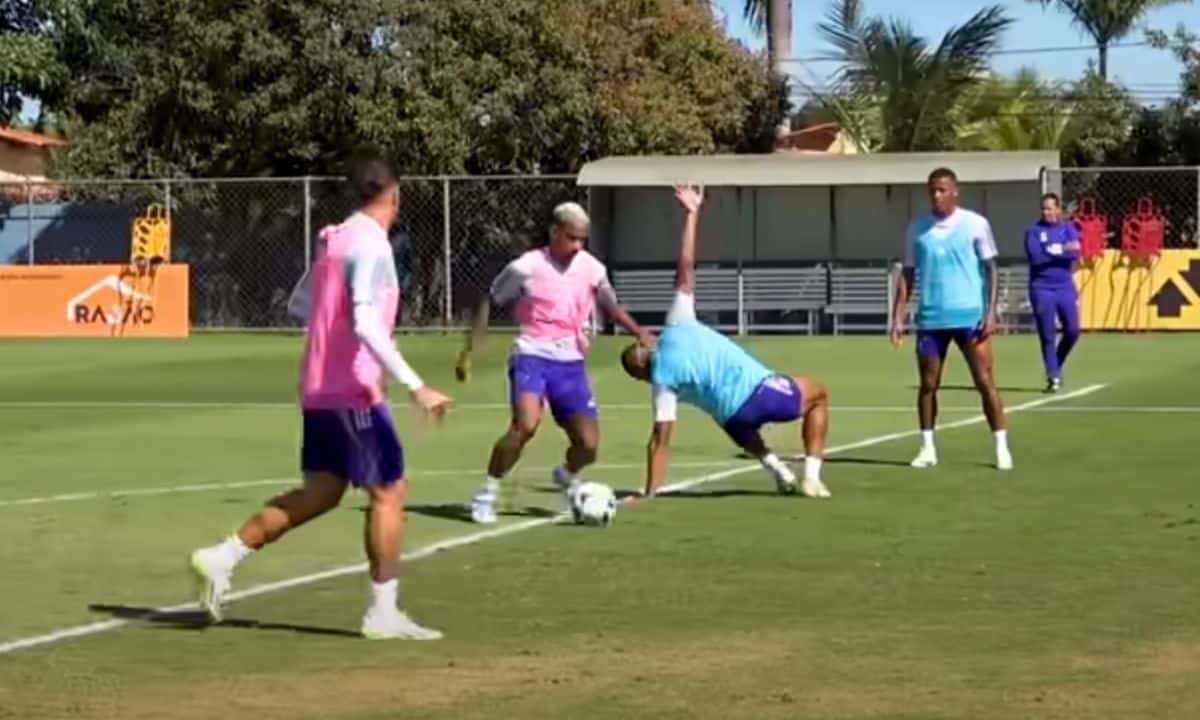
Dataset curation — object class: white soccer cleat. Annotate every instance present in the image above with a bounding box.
[910,446,938,469]
[996,448,1014,471]
[801,477,832,499]
[361,607,443,640]
[470,490,498,524]
[770,465,798,495]
[189,547,233,622]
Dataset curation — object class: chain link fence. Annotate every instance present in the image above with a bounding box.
[1045,167,1200,249]
[0,176,582,329]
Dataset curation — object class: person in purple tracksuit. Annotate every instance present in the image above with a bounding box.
[1024,193,1082,393]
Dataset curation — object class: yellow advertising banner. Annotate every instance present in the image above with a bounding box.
[1075,250,1200,330]
[0,264,189,338]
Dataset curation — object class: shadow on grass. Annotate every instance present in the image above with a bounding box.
[88,604,360,638]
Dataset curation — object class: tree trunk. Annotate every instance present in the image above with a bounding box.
[767,0,792,138]
[1098,41,1108,80]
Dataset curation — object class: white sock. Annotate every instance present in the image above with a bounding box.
[555,465,579,483]
[370,578,398,611]
[761,453,795,481]
[921,430,935,450]
[804,456,823,482]
[994,429,1009,451]
[480,476,501,497]
[216,535,253,567]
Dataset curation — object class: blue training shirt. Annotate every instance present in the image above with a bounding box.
[651,292,773,425]
[1024,220,1080,292]
[904,208,998,330]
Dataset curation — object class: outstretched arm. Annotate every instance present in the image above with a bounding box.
[674,185,703,294]
[348,248,451,418]
[457,260,525,382]
[596,276,655,349]
[644,385,678,496]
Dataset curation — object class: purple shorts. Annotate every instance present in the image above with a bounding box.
[300,404,404,487]
[916,327,984,360]
[509,354,597,425]
[721,375,804,447]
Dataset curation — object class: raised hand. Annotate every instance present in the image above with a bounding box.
[674,184,704,215]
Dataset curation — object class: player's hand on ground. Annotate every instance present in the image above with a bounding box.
[674,184,704,214]
[411,386,453,421]
[454,349,472,383]
[636,328,657,351]
[890,319,905,348]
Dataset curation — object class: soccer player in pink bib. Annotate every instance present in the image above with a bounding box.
[458,202,654,524]
[189,152,452,640]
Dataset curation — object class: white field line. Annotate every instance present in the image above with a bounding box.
[0,400,1177,413]
[0,460,742,509]
[0,383,1107,656]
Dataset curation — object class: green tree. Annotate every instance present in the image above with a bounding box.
[0,0,60,125]
[1147,25,1200,163]
[1027,0,1190,80]
[1059,69,1139,165]
[47,0,784,178]
[955,68,1081,151]
[811,0,1012,152]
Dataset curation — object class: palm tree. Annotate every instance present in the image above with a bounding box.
[955,68,1081,150]
[742,0,792,77]
[811,0,1012,151]
[1028,0,1190,80]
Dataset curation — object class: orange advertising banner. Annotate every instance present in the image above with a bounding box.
[0,264,189,338]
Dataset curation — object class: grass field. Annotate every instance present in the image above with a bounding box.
[0,331,1198,719]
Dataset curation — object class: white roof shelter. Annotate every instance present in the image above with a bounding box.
[577,151,1059,188]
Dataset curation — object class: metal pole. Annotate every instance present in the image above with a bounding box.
[1195,167,1199,248]
[442,177,452,328]
[737,188,746,336]
[164,180,173,224]
[303,177,312,270]
[26,181,34,264]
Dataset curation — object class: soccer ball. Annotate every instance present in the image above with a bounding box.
[570,482,617,526]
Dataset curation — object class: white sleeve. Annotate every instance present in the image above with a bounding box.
[902,222,916,267]
[347,246,425,392]
[972,214,999,261]
[490,257,530,307]
[665,290,695,326]
[652,384,678,422]
[287,268,312,321]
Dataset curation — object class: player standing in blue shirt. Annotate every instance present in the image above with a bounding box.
[890,167,1012,471]
[620,185,831,499]
[1024,192,1082,393]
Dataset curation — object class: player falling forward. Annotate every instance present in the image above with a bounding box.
[890,167,1012,470]
[189,152,452,640]
[457,201,654,524]
[619,185,831,499]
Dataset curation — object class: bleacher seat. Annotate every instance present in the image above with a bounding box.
[826,267,891,334]
[742,266,827,334]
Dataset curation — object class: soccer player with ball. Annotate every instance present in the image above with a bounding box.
[619,185,831,500]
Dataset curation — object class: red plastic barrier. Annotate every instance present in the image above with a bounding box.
[1120,196,1165,261]
[1071,197,1107,262]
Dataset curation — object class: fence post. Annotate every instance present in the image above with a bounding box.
[442,177,452,328]
[25,181,34,264]
[164,179,173,224]
[303,177,312,270]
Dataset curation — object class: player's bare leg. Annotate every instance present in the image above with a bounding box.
[913,354,945,468]
[962,337,1013,470]
[190,472,346,621]
[793,376,831,498]
[473,393,543,523]
[361,479,441,640]
[552,413,599,493]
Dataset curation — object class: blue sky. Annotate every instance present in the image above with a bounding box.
[715,0,1199,106]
